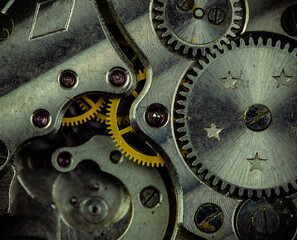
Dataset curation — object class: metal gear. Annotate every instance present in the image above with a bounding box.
[153,0,244,56]
[106,98,165,167]
[175,36,297,198]
[62,95,105,127]
[76,70,147,126]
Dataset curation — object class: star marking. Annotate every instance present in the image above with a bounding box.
[273,69,293,88]
[219,71,240,90]
[204,122,224,141]
[246,152,267,172]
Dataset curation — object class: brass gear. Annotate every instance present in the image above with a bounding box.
[62,95,105,127]
[77,70,147,126]
[106,98,165,167]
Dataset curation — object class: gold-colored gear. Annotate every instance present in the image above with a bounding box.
[62,95,105,127]
[78,99,129,125]
[77,69,147,126]
[106,98,165,167]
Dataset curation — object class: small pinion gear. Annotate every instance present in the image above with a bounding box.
[154,0,244,56]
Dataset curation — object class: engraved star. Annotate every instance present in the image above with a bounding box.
[273,69,293,88]
[219,71,240,90]
[204,122,224,141]
[246,152,267,172]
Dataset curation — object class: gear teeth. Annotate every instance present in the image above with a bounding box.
[155,15,164,21]
[176,112,185,119]
[233,15,242,21]
[192,158,199,166]
[155,6,165,12]
[213,178,219,186]
[230,185,236,194]
[180,91,188,97]
[62,96,105,127]
[197,165,206,174]
[182,143,192,150]
[275,40,281,48]
[238,188,244,196]
[216,42,223,50]
[154,0,244,57]
[106,98,165,168]
[257,191,264,199]
[176,110,185,117]
[200,47,207,56]
[266,189,272,198]
[248,37,255,46]
[292,181,297,189]
[187,151,196,159]
[284,43,290,52]
[221,182,228,190]
[175,42,182,51]
[177,100,187,106]
[205,172,212,180]
[239,38,245,46]
[258,37,264,46]
[167,36,175,45]
[283,184,290,193]
[229,32,236,38]
[267,38,273,47]
[77,100,88,111]
[183,82,193,89]
[192,47,198,57]
[157,23,166,30]
[183,46,189,55]
[177,126,187,133]
[232,23,241,30]
[161,31,170,38]
[174,35,297,198]
[179,135,188,142]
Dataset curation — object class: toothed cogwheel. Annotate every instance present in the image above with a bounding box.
[76,70,147,126]
[175,36,297,198]
[154,0,244,56]
[106,98,165,167]
[62,95,105,127]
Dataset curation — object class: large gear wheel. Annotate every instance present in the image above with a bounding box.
[175,36,297,198]
[106,98,165,167]
[153,0,244,56]
[62,95,105,127]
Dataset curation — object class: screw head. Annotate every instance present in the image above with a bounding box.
[194,203,223,233]
[193,8,205,19]
[59,70,77,89]
[108,68,127,87]
[208,8,225,25]
[177,0,194,11]
[140,186,161,208]
[0,139,8,166]
[32,109,50,128]
[252,208,280,235]
[145,104,168,128]
[244,104,272,132]
[57,152,72,168]
[235,199,296,240]
[281,5,297,37]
